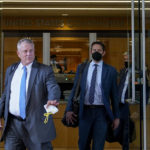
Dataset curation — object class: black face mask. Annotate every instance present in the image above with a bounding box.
[124,61,131,68]
[124,62,128,68]
[92,52,102,61]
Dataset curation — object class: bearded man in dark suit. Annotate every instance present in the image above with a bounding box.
[65,41,120,150]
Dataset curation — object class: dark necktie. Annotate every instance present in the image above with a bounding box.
[89,64,98,104]
[19,66,27,119]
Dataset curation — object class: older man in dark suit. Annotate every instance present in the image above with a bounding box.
[65,41,120,150]
[117,51,132,150]
[0,38,60,150]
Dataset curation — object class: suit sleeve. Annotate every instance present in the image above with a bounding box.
[66,64,81,112]
[45,66,61,101]
[110,68,120,119]
[0,67,10,118]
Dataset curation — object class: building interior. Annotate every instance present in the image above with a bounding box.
[0,0,150,150]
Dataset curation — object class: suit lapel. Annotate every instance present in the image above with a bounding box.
[82,62,90,93]
[26,61,39,105]
[7,63,19,97]
[101,63,108,85]
[101,63,108,99]
[5,63,20,114]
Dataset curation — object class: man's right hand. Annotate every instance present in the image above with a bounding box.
[66,111,77,125]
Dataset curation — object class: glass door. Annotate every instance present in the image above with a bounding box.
[132,0,150,150]
[144,0,150,150]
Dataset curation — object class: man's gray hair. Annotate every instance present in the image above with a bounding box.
[17,38,34,51]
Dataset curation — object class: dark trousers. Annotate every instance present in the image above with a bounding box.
[78,106,108,150]
[116,103,129,150]
[4,114,53,150]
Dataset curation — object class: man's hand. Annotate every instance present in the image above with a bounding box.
[112,118,120,130]
[0,119,3,130]
[46,100,59,108]
[66,111,77,125]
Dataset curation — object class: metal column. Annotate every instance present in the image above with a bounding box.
[43,33,50,65]
[89,33,97,60]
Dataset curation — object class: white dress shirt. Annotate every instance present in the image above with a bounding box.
[84,60,104,105]
[9,62,32,116]
[121,69,131,103]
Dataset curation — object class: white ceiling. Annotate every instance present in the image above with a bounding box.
[1,0,150,17]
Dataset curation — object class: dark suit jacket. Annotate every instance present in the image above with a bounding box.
[66,62,119,121]
[0,60,60,143]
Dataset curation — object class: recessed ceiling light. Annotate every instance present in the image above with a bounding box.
[61,14,69,16]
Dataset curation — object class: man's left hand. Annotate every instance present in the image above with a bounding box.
[112,118,120,130]
[46,100,59,108]
[0,119,3,130]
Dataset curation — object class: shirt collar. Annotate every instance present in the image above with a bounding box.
[91,60,103,68]
[19,62,33,70]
